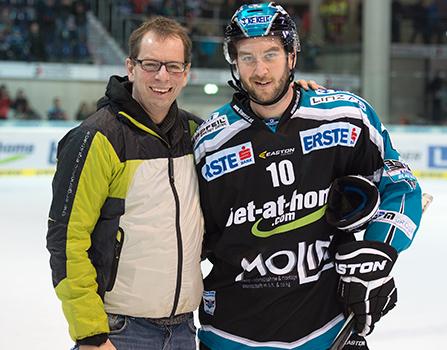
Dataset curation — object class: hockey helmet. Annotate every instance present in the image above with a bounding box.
[223,2,300,65]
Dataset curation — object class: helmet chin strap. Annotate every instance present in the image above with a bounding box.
[228,64,295,107]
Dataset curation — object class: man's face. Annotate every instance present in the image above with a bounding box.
[235,36,294,104]
[126,31,189,119]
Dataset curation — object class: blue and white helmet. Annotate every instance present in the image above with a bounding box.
[223,2,300,65]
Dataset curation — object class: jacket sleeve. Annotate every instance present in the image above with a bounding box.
[350,103,422,253]
[46,126,118,344]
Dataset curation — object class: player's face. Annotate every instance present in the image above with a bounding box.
[235,36,294,104]
[126,31,189,122]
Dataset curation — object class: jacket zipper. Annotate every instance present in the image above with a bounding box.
[107,227,124,291]
[168,156,183,317]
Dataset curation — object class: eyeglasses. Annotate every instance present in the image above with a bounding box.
[132,58,188,73]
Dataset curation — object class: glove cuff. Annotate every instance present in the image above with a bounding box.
[326,175,380,232]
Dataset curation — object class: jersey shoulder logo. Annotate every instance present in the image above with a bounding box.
[193,113,229,146]
[201,142,255,181]
[310,93,367,111]
[299,122,361,155]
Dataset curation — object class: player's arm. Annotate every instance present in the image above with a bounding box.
[326,102,422,336]
[365,128,422,252]
[47,127,117,346]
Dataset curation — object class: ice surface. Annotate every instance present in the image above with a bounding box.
[1,176,445,350]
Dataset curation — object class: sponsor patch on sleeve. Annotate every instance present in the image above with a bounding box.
[299,122,361,155]
[202,142,255,181]
[383,159,417,190]
[203,290,216,315]
[372,210,417,240]
[193,113,229,146]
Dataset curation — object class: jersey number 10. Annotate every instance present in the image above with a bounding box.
[266,160,295,187]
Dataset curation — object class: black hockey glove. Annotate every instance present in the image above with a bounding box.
[335,240,398,336]
[326,176,380,232]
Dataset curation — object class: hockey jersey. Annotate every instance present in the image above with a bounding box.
[193,85,422,350]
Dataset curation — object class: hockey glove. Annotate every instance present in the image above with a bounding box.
[335,240,398,336]
[326,176,380,232]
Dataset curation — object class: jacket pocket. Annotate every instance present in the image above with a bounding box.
[106,228,124,292]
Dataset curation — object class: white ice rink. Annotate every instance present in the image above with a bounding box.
[1,176,446,350]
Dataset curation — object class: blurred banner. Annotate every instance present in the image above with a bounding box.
[0,126,69,175]
[0,125,446,177]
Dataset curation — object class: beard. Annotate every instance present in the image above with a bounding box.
[240,65,290,104]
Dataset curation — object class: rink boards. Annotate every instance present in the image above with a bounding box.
[0,124,446,177]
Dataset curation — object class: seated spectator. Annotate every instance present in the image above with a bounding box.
[75,101,93,120]
[14,100,41,120]
[0,85,11,120]
[47,97,68,120]
[145,0,162,16]
[28,22,47,61]
[11,89,29,114]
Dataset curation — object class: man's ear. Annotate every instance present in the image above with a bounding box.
[126,58,135,82]
[181,63,191,88]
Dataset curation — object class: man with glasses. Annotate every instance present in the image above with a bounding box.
[193,2,422,350]
[47,17,204,350]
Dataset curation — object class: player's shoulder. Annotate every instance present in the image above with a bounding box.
[300,88,371,112]
[192,102,245,149]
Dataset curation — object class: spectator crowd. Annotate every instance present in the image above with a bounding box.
[0,0,90,62]
[1,0,447,124]
[0,83,95,121]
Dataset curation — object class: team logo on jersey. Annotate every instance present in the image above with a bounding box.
[383,159,417,190]
[310,94,366,111]
[202,142,255,181]
[192,114,229,145]
[203,291,216,315]
[299,122,361,155]
[258,148,295,159]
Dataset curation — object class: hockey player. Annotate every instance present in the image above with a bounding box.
[193,2,423,350]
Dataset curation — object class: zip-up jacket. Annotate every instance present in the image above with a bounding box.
[46,75,204,345]
[193,85,422,350]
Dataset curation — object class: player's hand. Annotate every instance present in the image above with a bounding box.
[335,240,398,336]
[79,339,116,350]
[295,79,324,90]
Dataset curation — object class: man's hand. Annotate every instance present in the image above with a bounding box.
[335,240,398,336]
[80,339,116,350]
[296,79,324,90]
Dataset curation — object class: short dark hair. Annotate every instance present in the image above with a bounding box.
[128,17,192,63]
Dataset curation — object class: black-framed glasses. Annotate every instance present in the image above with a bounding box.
[132,58,188,73]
